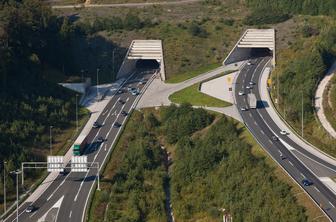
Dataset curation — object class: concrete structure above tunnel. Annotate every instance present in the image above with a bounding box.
[117,40,165,80]
[223,29,275,66]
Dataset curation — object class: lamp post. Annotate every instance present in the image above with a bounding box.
[96,68,100,100]
[112,48,116,79]
[10,170,21,222]
[81,69,84,82]
[3,161,7,213]
[49,126,53,155]
[76,94,79,132]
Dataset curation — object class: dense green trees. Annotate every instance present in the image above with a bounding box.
[99,105,308,221]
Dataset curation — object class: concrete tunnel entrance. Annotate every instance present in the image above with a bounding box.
[223,29,275,66]
[117,40,165,80]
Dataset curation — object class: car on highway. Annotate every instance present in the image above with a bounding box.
[118,99,125,104]
[97,136,104,143]
[92,121,101,129]
[249,81,254,85]
[247,61,252,65]
[238,91,245,96]
[131,89,140,96]
[121,111,128,117]
[113,122,121,128]
[280,130,287,135]
[240,107,248,111]
[279,152,286,160]
[272,135,278,141]
[25,205,35,213]
[127,87,135,92]
[139,79,147,85]
[117,89,123,94]
[246,85,253,89]
[302,179,313,186]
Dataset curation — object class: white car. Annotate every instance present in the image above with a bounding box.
[246,85,252,89]
[247,61,252,65]
[238,91,245,96]
[249,81,254,85]
[280,130,287,135]
[240,107,248,111]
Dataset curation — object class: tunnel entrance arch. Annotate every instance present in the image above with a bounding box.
[117,40,165,80]
[223,29,275,66]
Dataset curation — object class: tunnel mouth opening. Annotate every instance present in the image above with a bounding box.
[136,59,160,70]
[250,48,272,58]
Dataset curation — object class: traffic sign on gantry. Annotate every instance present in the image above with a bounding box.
[71,155,88,172]
[47,156,64,172]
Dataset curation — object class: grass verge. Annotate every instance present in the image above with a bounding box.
[169,83,231,107]
[165,63,221,83]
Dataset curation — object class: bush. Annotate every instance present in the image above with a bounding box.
[188,23,208,38]
[244,8,291,25]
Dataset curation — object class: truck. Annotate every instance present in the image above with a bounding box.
[247,93,257,109]
[73,134,87,156]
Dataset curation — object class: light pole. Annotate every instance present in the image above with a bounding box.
[96,68,100,100]
[112,48,116,79]
[10,170,21,222]
[49,126,53,155]
[301,90,304,138]
[3,161,7,213]
[76,94,79,132]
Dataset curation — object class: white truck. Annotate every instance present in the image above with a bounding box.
[247,93,257,109]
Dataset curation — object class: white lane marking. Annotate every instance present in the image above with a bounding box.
[102,109,109,116]
[69,210,72,218]
[253,120,257,125]
[268,139,272,144]
[248,113,252,118]
[261,130,265,135]
[314,187,321,193]
[300,173,305,178]
[74,100,128,202]
[47,173,71,201]
[289,161,294,166]
[29,210,38,218]
[329,201,335,208]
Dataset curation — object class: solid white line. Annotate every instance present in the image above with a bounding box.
[261,130,265,135]
[69,210,72,218]
[74,101,128,202]
[289,161,294,166]
[29,210,37,218]
[47,173,71,201]
[300,173,305,178]
[329,201,335,208]
[314,187,321,193]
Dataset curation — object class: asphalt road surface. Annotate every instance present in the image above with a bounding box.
[4,69,155,222]
[235,57,336,220]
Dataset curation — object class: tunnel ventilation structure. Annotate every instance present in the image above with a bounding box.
[223,29,275,66]
[117,40,165,80]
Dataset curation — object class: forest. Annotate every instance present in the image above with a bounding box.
[91,104,309,221]
[0,0,90,203]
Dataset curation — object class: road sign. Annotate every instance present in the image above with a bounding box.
[47,156,64,172]
[71,156,88,172]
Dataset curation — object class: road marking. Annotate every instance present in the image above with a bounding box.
[260,130,265,135]
[248,113,252,118]
[300,173,305,178]
[289,161,294,166]
[69,210,72,218]
[253,120,257,125]
[329,201,335,208]
[47,173,71,201]
[268,139,272,144]
[29,210,38,218]
[102,109,109,116]
[74,101,128,202]
[314,187,320,193]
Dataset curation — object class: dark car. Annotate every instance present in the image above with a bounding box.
[118,99,125,104]
[272,135,278,141]
[121,111,128,117]
[97,136,104,143]
[302,179,313,186]
[113,122,121,128]
[92,121,101,128]
[117,89,123,94]
[25,205,35,213]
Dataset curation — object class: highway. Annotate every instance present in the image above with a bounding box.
[4,69,155,222]
[235,57,336,220]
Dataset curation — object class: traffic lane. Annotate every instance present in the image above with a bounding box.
[248,61,336,173]
[57,73,154,221]
[237,60,336,217]
[240,103,336,218]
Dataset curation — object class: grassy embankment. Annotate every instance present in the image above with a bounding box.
[323,75,336,132]
[88,106,327,221]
